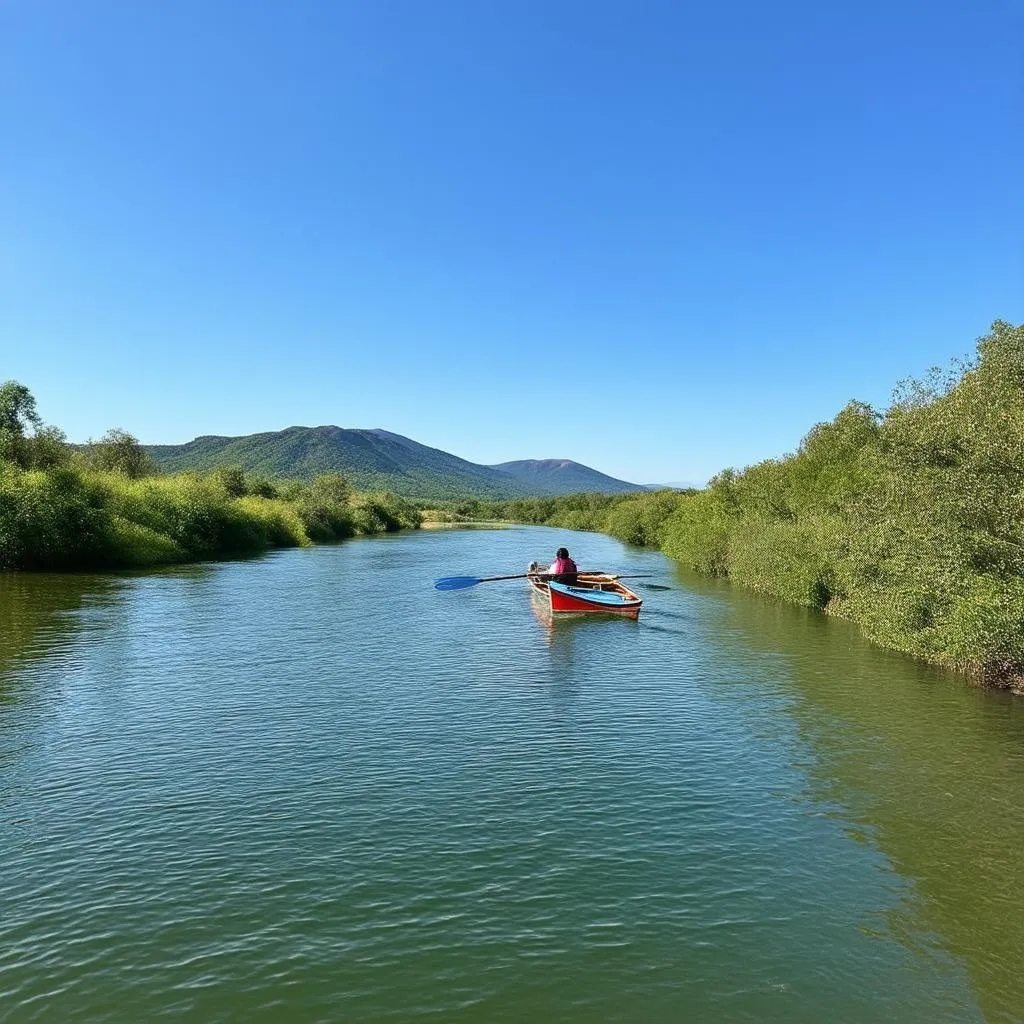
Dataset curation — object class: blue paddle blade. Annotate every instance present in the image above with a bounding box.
[434,576,481,591]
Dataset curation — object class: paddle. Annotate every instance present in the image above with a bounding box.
[435,573,541,590]
[434,573,654,591]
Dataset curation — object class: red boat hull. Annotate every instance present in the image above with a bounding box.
[528,573,642,618]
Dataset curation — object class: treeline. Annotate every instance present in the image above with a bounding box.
[0,383,418,570]
[467,321,1024,686]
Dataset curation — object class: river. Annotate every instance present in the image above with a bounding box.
[2,526,1023,1022]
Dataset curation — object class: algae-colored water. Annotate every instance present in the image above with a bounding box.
[2,526,1022,1021]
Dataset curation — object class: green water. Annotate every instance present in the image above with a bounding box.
[2,526,1023,1022]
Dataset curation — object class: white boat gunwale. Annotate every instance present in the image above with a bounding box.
[526,569,643,616]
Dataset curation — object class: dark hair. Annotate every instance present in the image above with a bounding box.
[556,547,569,559]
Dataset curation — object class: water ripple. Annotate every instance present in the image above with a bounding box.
[0,529,1016,1021]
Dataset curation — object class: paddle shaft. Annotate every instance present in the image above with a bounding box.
[478,572,653,583]
[434,571,655,590]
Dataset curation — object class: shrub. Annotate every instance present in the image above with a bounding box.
[86,429,154,479]
[99,474,258,557]
[603,491,685,547]
[351,492,420,534]
[307,473,352,505]
[104,516,185,566]
[27,426,71,469]
[210,466,248,498]
[726,514,840,609]
[0,465,111,569]
[660,492,733,575]
[247,476,279,499]
[233,496,309,548]
[296,500,352,542]
[547,509,604,532]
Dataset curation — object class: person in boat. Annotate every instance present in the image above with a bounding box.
[547,547,578,585]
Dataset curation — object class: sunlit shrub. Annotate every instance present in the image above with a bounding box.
[0,465,111,569]
[105,516,185,566]
[726,514,840,610]
[351,492,420,534]
[98,473,261,557]
[547,509,604,532]
[234,495,309,548]
[209,466,249,498]
[297,499,354,541]
[660,492,733,575]
[603,491,685,547]
[84,429,154,479]
[247,476,280,499]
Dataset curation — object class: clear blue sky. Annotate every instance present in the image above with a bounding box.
[2,0,1020,484]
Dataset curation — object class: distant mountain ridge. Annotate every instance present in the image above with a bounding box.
[146,426,643,500]
[490,459,643,496]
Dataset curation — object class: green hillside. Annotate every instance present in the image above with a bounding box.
[147,426,533,500]
[489,459,642,495]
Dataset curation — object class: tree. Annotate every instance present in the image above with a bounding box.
[90,429,154,479]
[307,473,353,506]
[296,475,355,541]
[0,381,41,435]
[247,476,279,499]
[29,425,70,469]
[211,466,248,497]
[0,381,43,467]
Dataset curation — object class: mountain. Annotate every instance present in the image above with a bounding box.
[488,459,643,496]
[146,426,642,500]
[147,426,529,499]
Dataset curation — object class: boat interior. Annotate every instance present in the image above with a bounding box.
[527,562,624,592]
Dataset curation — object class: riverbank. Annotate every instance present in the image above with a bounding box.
[0,463,420,571]
[465,321,1024,690]
[5,321,1022,683]
[0,384,422,571]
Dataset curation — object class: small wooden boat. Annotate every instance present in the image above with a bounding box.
[527,567,643,618]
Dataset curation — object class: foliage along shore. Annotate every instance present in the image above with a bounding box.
[451,321,1024,690]
[4,320,1022,686]
[0,384,419,571]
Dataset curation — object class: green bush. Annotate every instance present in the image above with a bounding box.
[603,491,686,547]
[233,496,309,548]
[0,465,111,570]
[247,476,280,499]
[210,466,249,498]
[726,514,841,610]
[296,485,356,542]
[660,492,733,575]
[351,492,420,534]
[98,474,266,558]
[105,516,185,566]
[547,508,604,532]
[85,429,154,479]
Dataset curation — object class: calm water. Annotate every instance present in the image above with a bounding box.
[2,527,1023,1022]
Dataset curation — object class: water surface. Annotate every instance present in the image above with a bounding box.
[2,527,1023,1021]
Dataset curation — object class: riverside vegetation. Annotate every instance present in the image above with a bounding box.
[0,382,419,571]
[456,321,1024,687]
[4,320,1021,683]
